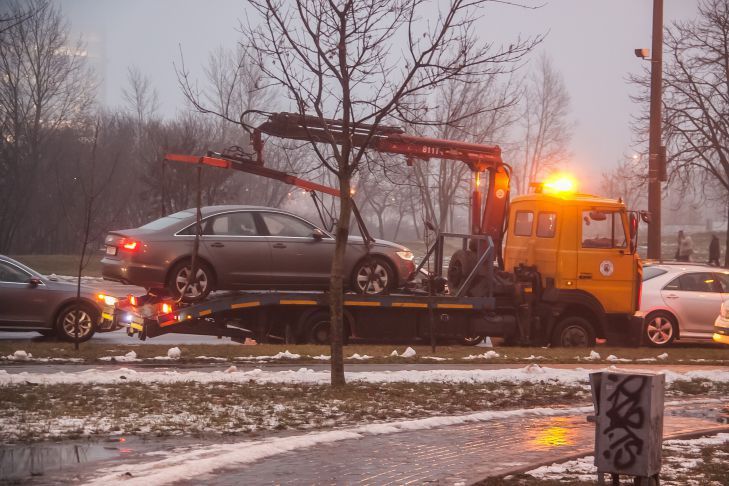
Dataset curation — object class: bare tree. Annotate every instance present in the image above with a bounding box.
[0,0,94,252]
[599,158,645,211]
[410,75,520,232]
[241,0,540,386]
[513,54,572,194]
[655,0,729,265]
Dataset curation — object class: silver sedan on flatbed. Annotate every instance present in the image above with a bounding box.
[101,205,416,301]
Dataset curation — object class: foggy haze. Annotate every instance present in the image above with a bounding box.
[59,0,699,175]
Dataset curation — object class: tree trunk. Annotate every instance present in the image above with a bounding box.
[725,198,729,268]
[329,177,351,387]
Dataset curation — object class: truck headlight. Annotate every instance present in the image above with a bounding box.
[396,251,414,261]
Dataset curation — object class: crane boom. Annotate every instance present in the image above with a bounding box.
[254,112,510,248]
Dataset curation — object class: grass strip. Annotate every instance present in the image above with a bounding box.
[1,342,728,365]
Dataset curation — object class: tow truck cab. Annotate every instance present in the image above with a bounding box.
[504,190,643,344]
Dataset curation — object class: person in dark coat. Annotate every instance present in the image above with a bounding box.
[709,234,721,266]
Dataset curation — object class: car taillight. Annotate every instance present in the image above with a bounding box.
[161,303,172,314]
[121,239,140,251]
[128,295,137,306]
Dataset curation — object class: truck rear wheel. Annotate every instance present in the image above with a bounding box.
[551,316,596,347]
[303,311,332,344]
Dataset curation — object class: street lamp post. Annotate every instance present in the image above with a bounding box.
[647,0,664,260]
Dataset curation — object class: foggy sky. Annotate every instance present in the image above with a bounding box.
[58,0,699,179]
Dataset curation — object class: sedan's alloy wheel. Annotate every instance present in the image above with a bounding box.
[175,266,209,298]
[355,262,389,294]
[62,309,94,338]
[646,315,673,345]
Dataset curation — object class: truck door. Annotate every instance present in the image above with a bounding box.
[576,209,636,314]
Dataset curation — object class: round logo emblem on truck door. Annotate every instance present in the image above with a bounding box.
[599,260,615,277]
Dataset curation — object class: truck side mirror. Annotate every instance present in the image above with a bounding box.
[629,213,639,254]
[640,211,652,224]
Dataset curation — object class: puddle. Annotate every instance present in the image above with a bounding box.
[0,437,133,482]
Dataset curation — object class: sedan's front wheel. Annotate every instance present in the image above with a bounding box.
[352,257,395,295]
[56,303,97,342]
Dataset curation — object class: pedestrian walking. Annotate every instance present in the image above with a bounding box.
[709,234,721,266]
[676,230,694,262]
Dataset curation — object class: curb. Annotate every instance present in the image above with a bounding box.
[474,424,729,484]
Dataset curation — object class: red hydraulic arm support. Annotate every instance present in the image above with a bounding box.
[164,152,341,198]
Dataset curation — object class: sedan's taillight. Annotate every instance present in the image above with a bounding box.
[121,239,140,251]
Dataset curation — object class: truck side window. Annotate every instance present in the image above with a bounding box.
[581,211,627,249]
[514,211,533,236]
[536,212,557,238]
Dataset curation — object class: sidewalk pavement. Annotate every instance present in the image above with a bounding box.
[176,400,729,486]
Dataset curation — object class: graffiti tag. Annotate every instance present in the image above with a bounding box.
[601,374,647,469]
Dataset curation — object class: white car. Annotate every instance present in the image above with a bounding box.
[714,302,729,345]
[640,263,729,346]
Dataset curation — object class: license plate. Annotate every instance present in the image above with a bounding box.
[106,245,117,256]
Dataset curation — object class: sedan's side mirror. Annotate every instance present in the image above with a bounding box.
[312,229,324,241]
[29,277,42,287]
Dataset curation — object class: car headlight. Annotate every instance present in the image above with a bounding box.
[396,251,414,261]
[97,293,118,306]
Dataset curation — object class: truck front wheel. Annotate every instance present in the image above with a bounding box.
[551,316,596,347]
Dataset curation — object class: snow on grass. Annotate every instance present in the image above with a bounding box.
[5,364,729,387]
[234,350,302,361]
[347,353,372,360]
[1,350,84,363]
[98,351,139,362]
[167,347,181,359]
[84,404,598,486]
[401,347,417,358]
[463,350,500,360]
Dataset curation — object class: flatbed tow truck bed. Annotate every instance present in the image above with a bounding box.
[104,290,505,345]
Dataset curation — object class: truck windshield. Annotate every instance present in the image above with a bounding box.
[581,211,627,249]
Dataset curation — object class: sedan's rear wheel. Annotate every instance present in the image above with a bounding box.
[644,312,677,347]
[56,303,97,342]
[352,257,394,295]
[168,260,214,302]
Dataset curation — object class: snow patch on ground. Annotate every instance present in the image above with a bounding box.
[99,351,139,362]
[463,351,500,360]
[167,347,181,359]
[347,353,372,360]
[6,365,729,387]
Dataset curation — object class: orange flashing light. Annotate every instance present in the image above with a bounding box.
[542,174,577,194]
[161,303,172,314]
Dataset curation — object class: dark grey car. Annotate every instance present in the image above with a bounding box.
[101,205,416,301]
[0,255,103,341]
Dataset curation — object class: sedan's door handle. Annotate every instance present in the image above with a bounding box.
[210,242,225,248]
[272,243,287,249]
[665,293,679,299]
